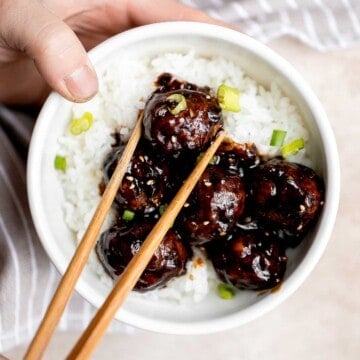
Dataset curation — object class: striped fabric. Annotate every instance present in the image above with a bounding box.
[181,0,360,50]
[0,110,131,352]
[1,0,359,352]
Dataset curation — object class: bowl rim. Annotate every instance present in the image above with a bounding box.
[27,21,340,334]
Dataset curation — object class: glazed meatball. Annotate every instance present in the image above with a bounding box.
[179,165,246,245]
[213,138,260,175]
[96,220,190,291]
[154,72,211,94]
[103,140,173,214]
[143,74,223,157]
[208,229,288,291]
[248,158,325,246]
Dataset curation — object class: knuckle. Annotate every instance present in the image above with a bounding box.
[28,20,79,61]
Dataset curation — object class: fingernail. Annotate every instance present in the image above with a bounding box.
[64,65,98,102]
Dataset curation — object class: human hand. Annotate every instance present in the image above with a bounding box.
[0,0,223,105]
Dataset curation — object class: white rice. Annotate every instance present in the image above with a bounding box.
[56,51,311,302]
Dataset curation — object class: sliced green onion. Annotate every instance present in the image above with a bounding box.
[281,138,305,158]
[209,156,217,165]
[54,155,67,172]
[69,111,93,135]
[159,204,168,216]
[217,283,235,300]
[217,84,241,112]
[159,204,175,226]
[270,129,287,146]
[167,94,187,115]
[196,152,216,165]
[196,152,204,164]
[122,209,135,221]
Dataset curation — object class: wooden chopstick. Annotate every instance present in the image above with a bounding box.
[66,130,227,360]
[24,113,143,360]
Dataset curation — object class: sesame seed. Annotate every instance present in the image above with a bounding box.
[146,179,155,185]
[126,176,134,181]
[194,257,205,268]
[299,204,306,212]
[139,155,145,162]
[183,202,190,208]
[171,135,177,143]
[129,183,135,190]
[204,181,212,187]
[203,221,210,225]
[297,224,303,231]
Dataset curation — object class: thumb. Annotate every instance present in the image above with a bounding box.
[2,1,98,102]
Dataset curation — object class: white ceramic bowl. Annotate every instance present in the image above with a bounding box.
[27,22,340,334]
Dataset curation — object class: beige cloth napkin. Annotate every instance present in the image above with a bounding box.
[1,0,359,352]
